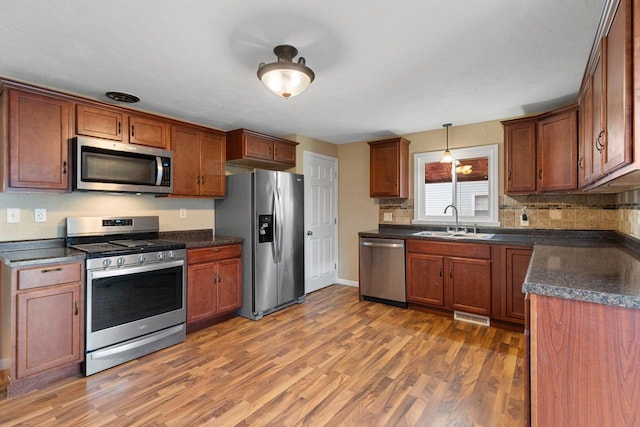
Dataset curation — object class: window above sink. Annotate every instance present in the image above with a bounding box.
[413,144,499,226]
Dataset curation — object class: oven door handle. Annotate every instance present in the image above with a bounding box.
[88,259,184,279]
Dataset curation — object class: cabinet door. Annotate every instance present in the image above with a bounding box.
[369,138,409,198]
[448,257,491,316]
[591,46,606,180]
[129,115,168,148]
[171,125,200,196]
[273,140,296,165]
[16,283,82,378]
[245,134,273,161]
[603,0,633,174]
[505,247,532,321]
[406,253,444,306]
[8,89,70,190]
[504,120,537,194]
[76,104,124,141]
[578,81,593,188]
[200,131,226,197]
[537,108,578,192]
[217,258,242,314]
[187,263,217,324]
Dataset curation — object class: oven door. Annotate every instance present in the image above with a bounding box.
[86,259,185,352]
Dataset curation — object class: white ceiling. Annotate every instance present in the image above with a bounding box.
[0,0,604,144]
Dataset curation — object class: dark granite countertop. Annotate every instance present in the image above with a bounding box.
[159,229,243,249]
[0,239,86,267]
[360,224,640,309]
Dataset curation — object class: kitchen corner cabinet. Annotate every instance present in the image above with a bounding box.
[502,104,578,194]
[76,103,169,149]
[492,245,532,325]
[171,125,226,197]
[368,137,411,198]
[406,240,492,316]
[1,260,84,397]
[578,0,633,189]
[2,84,72,191]
[226,128,298,169]
[186,244,242,333]
[528,294,640,426]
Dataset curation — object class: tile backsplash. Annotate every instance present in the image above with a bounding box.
[379,190,639,238]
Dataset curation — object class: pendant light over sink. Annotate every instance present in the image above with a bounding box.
[257,45,315,99]
[440,123,453,163]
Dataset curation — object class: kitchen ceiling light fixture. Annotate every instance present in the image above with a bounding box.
[257,45,315,99]
[105,91,140,103]
[440,123,453,163]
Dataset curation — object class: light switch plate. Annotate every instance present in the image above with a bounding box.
[383,212,393,221]
[7,208,20,223]
[35,208,47,223]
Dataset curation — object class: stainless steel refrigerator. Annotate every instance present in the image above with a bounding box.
[215,170,305,320]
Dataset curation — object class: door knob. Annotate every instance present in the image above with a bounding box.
[307,231,313,235]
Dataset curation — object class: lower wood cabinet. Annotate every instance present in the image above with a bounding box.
[492,245,533,326]
[186,244,242,333]
[406,240,492,316]
[528,294,640,426]
[1,260,84,397]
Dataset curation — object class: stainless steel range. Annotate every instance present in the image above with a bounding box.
[66,216,186,376]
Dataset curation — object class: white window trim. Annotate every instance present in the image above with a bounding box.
[413,144,500,226]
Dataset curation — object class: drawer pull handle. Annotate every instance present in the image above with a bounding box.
[439,267,443,277]
[212,248,222,252]
[74,300,79,316]
[449,269,453,278]
[41,267,62,274]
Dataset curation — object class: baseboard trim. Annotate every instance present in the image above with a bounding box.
[337,278,358,287]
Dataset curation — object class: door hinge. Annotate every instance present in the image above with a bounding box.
[334,218,337,224]
[334,263,337,270]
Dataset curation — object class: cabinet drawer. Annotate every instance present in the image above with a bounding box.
[188,244,242,264]
[17,262,83,290]
[407,240,491,259]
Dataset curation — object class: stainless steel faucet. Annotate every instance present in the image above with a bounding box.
[444,204,459,232]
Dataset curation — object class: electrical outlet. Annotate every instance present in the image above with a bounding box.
[6,208,20,223]
[383,212,393,221]
[520,216,529,227]
[34,208,47,223]
[179,208,187,219]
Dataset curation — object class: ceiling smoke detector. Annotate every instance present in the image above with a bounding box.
[105,91,140,103]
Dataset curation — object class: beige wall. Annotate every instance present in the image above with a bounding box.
[0,192,214,242]
[284,133,339,174]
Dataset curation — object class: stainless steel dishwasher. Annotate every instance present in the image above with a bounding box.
[359,237,406,308]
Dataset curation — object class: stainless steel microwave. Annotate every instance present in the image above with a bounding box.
[73,137,173,194]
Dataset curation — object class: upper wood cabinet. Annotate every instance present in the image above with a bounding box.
[502,104,578,195]
[368,137,411,198]
[226,129,298,170]
[76,103,169,149]
[3,85,72,191]
[171,124,226,197]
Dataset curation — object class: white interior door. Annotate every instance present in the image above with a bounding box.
[304,151,338,293]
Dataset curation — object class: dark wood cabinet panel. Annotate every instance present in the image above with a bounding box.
[226,129,298,169]
[16,283,82,378]
[503,118,537,194]
[128,114,169,149]
[591,46,606,181]
[406,240,492,316]
[186,244,242,333]
[7,88,71,190]
[448,256,492,316]
[578,78,593,188]
[171,125,226,197]
[76,104,124,141]
[529,294,640,426]
[368,137,410,198]
[504,247,532,322]
[537,107,578,192]
[406,253,444,306]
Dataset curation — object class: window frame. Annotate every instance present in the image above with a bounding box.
[413,144,500,226]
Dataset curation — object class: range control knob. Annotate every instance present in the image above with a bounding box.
[102,258,112,268]
[138,254,147,264]
[168,251,175,259]
[116,257,126,267]
[157,252,166,260]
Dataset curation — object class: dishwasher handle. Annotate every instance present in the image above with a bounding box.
[361,241,404,249]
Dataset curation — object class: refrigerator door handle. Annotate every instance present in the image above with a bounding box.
[271,190,279,262]
[275,187,284,263]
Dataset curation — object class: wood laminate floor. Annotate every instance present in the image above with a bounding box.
[0,285,524,427]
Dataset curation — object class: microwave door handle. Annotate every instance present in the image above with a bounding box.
[156,157,163,186]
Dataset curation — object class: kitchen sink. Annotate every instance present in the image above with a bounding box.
[411,230,495,240]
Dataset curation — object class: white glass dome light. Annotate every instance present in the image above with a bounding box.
[257,45,315,99]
